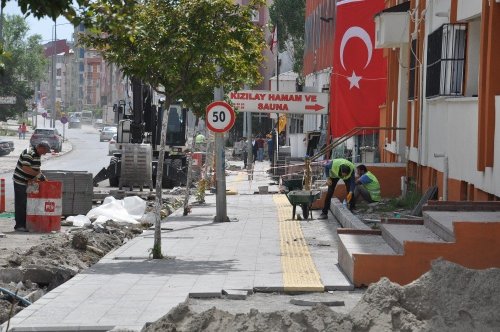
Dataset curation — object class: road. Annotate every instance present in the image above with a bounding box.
[1,116,112,211]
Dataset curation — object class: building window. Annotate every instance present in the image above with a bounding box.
[408,39,417,100]
[251,10,259,23]
[426,23,467,98]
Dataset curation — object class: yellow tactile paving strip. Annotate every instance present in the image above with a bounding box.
[273,195,324,292]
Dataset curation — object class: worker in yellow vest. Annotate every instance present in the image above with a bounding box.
[319,158,356,219]
[351,164,381,210]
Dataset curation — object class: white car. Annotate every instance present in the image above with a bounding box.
[100,126,117,141]
[108,134,119,155]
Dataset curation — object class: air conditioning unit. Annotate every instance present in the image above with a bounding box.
[374,11,410,49]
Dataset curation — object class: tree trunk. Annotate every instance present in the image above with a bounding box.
[152,99,172,259]
[182,132,198,215]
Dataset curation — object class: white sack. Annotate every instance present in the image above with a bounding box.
[86,196,146,224]
[67,215,91,227]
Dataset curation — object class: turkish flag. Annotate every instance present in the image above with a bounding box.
[330,0,387,138]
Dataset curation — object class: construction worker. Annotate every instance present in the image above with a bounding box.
[318,158,356,219]
[351,164,381,209]
[13,141,50,232]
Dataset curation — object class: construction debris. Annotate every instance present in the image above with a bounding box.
[143,260,500,332]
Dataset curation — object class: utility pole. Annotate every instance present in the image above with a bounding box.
[213,86,228,222]
[51,20,57,128]
[0,5,4,44]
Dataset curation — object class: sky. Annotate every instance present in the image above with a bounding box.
[3,1,75,43]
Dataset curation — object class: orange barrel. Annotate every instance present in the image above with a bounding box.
[0,179,5,212]
[192,152,204,167]
[26,181,62,232]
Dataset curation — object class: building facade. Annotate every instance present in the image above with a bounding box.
[376,0,500,200]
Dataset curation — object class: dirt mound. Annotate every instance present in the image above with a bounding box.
[0,221,144,325]
[144,260,500,332]
[143,303,351,332]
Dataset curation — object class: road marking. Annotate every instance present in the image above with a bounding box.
[273,195,324,292]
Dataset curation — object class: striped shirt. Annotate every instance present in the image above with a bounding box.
[13,147,41,185]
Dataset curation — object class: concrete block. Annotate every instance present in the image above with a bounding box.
[222,289,249,300]
[380,223,447,254]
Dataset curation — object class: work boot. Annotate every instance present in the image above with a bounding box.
[318,213,328,220]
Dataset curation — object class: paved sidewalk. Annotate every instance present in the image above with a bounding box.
[4,160,352,331]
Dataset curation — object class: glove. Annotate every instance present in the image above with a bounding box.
[37,173,46,181]
[326,178,333,186]
[346,191,353,203]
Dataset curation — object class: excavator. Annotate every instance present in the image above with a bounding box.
[93,78,190,189]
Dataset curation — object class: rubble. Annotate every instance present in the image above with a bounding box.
[0,221,145,325]
[143,260,500,332]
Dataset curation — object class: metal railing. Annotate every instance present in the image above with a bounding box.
[302,126,406,190]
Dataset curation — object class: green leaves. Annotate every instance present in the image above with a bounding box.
[269,0,305,80]
[79,0,266,118]
[0,15,47,121]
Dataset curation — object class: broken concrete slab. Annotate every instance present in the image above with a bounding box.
[222,289,248,300]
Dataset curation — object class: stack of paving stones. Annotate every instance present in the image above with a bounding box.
[43,170,93,216]
[119,143,153,190]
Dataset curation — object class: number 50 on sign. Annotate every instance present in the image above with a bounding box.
[206,101,235,133]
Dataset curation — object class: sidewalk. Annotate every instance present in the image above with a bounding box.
[3,160,352,331]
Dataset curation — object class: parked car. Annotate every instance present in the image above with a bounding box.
[93,119,105,129]
[68,117,82,129]
[100,126,117,142]
[0,139,14,156]
[30,128,63,152]
[108,134,121,155]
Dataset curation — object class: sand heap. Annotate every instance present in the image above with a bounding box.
[144,259,500,332]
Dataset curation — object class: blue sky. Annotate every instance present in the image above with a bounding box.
[3,1,75,43]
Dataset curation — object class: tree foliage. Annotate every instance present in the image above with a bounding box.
[0,0,87,21]
[0,15,47,121]
[79,0,265,116]
[269,0,305,78]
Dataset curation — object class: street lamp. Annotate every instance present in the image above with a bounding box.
[50,20,74,127]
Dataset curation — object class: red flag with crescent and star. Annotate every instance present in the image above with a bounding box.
[330,0,387,138]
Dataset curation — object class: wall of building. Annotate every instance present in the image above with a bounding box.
[304,0,335,76]
[457,0,482,20]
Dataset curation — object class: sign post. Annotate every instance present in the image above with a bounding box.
[206,99,235,223]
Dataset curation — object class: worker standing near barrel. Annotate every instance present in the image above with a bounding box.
[12,141,50,232]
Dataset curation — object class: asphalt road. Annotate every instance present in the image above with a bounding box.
[1,116,113,211]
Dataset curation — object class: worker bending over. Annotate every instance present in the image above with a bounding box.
[319,158,356,219]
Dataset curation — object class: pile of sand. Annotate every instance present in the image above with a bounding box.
[144,259,500,332]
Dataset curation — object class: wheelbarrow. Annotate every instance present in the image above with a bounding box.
[281,175,304,191]
[286,189,321,220]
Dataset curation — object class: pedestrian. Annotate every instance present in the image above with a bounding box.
[252,137,258,163]
[318,158,356,219]
[256,135,265,162]
[18,125,22,139]
[241,137,248,169]
[351,164,381,210]
[12,141,51,232]
[21,122,27,139]
[267,134,274,166]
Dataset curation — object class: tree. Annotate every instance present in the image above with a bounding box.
[0,0,87,21]
[0,15,47,121]
[269,0,305,80]
[79,0,266,258]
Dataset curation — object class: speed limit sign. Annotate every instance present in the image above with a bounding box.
[206,101,235,133]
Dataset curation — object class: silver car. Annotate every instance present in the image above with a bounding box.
[100,126,117,142]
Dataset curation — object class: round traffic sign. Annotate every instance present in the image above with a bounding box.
[206,101,235,133]
[60,116,68,124]
[42,112,47,118]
